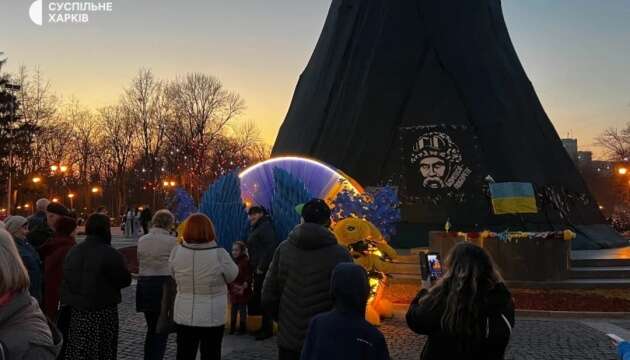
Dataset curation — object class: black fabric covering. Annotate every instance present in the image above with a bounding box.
[272,0,625,250]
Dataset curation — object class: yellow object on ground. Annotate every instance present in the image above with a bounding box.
[333,217,398,326]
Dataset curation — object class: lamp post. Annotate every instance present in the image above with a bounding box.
[68,193,75,210]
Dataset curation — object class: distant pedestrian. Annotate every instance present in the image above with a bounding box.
[229,241,252,335]
[96,206,108,215]
[38,202,77,320]
[27,198,53,248]
[0,228,62,359]
[245,206,277,340]
[301,263,390,360]
[134,208,143,240]
[60,213,132,360]
[140,207,153,235]
[406,242,515,360]
[137,210,178,360]
[262,198,352,360]
[125,208,134,238]
[169,213,239,360]
[4,215,43,303]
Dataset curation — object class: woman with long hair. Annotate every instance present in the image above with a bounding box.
[406,242,515,359]
[169,213,239,360]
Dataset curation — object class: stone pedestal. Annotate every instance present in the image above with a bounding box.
[428,231,570,282]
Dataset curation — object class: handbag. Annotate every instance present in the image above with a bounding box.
[156,276,178,334]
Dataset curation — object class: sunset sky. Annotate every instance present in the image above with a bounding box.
[2,0,629,157]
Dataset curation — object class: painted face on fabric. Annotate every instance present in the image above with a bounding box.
[419,156,446,189]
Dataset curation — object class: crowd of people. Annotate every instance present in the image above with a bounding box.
[5,196,627,360]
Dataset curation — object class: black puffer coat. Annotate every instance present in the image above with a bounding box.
[262,223,352,352]
[60,235,132,310]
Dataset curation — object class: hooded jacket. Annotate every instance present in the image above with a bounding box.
[262,223,352,352]
[0,291,62,360]
[37,216,77,320]
[60,234,131,311]
[406,282,515,360]
[301,263,390,360]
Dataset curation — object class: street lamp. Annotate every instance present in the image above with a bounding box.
[619,167,628,175]
[52,198,59,203]
[50,165,58,172]
[68,193,75,209]
[32,177,42,184]
[60,165,68,173]
[91,187,100,194]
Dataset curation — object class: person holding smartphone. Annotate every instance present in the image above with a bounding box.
[406,242,515,360]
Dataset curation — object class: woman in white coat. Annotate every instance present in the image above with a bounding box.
[169,213,238,360]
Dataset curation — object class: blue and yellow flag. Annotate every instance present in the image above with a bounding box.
[489,182,537,215]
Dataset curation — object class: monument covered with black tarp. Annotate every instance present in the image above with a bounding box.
[273,0,625,250]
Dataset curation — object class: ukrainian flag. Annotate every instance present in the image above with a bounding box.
[489,182,538,215]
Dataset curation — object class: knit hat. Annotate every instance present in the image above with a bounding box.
[300,198,331,225]
[46,202,70,217]
[4,216,28,237]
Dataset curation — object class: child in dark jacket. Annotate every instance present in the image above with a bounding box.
[229,241,252,335]
[301,263,390,360]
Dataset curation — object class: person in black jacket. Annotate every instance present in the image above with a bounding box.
[26,198,53,248]
[246,206,278,340]
[301,262,389,360]
[60,213,132,360]
[406,242,515,360]
[262,199,352,360]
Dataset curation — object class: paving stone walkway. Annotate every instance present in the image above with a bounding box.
[116,286,619,359]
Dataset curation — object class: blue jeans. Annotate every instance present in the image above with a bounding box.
[144,312,168,360]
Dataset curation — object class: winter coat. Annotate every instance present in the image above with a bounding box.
[406,283,515,360]
[301,263,390,360]
[0,291,62,360]
[136,228,177,313]
[246,217,277,272]
[60,235,132,311]
[37,217,77,320]
[26,212,53,249]
[169,241,239,327]
[262,223,352,352]
[229,254,253,305]
[14,236,43,304]
[138,228,177,277]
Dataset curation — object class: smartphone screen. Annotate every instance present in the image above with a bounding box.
[427,253,443,279]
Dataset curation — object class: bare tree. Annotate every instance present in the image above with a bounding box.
[123,69,169,207]
[99,106,137,213]
[596,126,630,161]
[165,73,245,194]
[13,66,58,125]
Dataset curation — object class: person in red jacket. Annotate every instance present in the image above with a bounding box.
[37,203,77,320]
[229,241,252,335]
